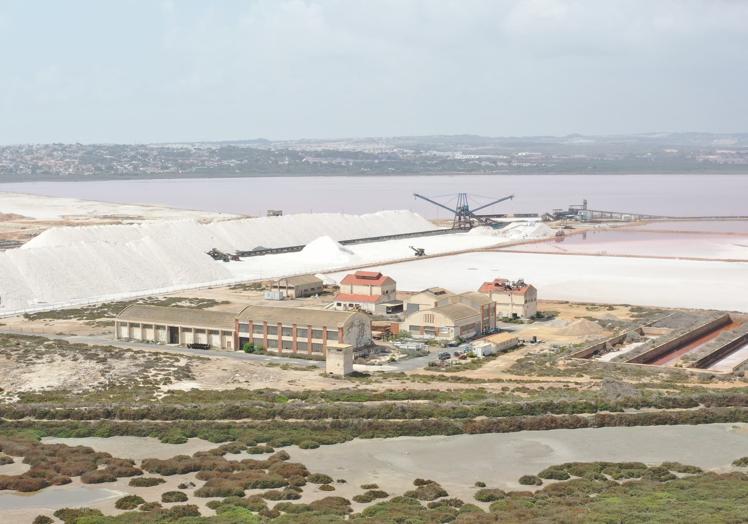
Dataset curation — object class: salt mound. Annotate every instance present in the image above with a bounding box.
[468,222,554,240]
[299,236,356,264]
[556,319,608,336]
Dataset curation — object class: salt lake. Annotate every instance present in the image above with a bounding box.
[2,174,747,217]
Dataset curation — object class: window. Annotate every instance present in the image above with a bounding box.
[282,327,293,337]
[312,343,323,353]
[297,328,308,338]
[266,339,278,349]
[267,326,277,336]
[326,330,338,342]
[312,329,323,339]
[282,339,293,350]
[424,313,435,324]
[238,323,249,334]
[297,341,308,351]
[253,324,264,334]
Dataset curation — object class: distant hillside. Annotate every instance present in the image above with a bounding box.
[1,133,747,181]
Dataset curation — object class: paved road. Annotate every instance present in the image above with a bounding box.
[0,329,437,372]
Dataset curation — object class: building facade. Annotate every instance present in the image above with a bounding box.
[478,278,538,318]
[335,271,397,314]
[115,304,372,354]
[115,305,237,350]
[402,303,482,341]
[236,305,371,354]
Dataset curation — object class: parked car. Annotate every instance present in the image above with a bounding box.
[438,351,451,361]
[187,343,210,350]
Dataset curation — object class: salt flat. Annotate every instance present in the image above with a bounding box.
[0,191,232,221]
[334,250,748,312]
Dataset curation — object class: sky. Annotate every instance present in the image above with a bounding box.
[1,0,747,144]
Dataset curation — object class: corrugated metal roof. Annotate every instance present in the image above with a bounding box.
[282,274,323,286]
[237,305,361,328]
[117,305,237,330]
[431,303,480,322]
[457,291,494,306]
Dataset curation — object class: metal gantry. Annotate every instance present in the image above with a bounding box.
[413,192,515,229]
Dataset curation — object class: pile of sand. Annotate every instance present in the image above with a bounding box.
[556,318,608,337]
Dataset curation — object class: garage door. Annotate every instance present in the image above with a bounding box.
[207,330,221,348]
[181,329,194,345]
[131,325,142,339]
[118,323,130,339]
[194,330,208,344]
[143,325,155,341]
[156,326,167,343]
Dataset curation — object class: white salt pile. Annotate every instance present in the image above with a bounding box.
[0,210,439,314]
[468,222,554,240]
[299,237,357,264]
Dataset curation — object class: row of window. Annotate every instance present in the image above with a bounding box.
[252,337,324,352]
[240,323,339,341]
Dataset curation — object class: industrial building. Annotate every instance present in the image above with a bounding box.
[115,305,238,350]
[478,278,538,318]
[115,303,372,354]
[272,274,324,299]
[334,270,401,314]
[236,305,371,354]
[404,287,456,313]
[403,303,485,341]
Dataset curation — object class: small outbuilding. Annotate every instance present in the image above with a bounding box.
[326,346,354,376]
[274,274,324,299]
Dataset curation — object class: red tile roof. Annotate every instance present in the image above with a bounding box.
[340,271,395,287]
[334,293,384,304]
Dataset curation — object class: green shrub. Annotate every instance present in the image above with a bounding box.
[129,477,165,487]
[405,480,448,501]
[298,440,320,449]
[474,488,505,502]
[537,467,571,481]
[319,484,335,491]
[53,508,103,524]
[115,495,145,510]
[32,517,53,524]
[733,457,748,467]
[361,483,379,489]
[353,489,389,503]
[519,475,543,486]
[308,473,333,484]
[139,502,162,512]
[161,490,188,503]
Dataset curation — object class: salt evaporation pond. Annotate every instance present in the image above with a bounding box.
[628,220,748,234]
[40,436,217,460]
[289,423,748,502]
[506,229,748,260]
[0,484,123,510]
[3,174,748,217]
[340,250,748,312]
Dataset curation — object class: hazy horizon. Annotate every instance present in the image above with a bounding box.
[2,0,748,144]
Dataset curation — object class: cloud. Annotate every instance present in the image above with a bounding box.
[1,0,748,142]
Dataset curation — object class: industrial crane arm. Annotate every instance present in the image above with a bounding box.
[470,194,514,213]
[412,193,458,214]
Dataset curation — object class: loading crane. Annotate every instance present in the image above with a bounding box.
[409,246,426,257]
[413,192,514,229]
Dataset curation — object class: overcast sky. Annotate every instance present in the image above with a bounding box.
[1,0,747,143]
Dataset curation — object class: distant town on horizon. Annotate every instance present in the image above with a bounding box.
[1,132,747,181]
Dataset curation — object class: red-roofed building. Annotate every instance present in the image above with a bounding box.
[335,271,399,314]
[478,278,537,318]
